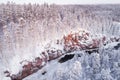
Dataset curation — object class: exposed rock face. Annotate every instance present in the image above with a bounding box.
[0,4,120,80]
[23,42,120,80]
[1,4,120,67]
[4,48,63,80]
[4,30,120,80]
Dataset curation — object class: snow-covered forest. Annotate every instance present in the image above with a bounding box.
[0,2,120,80]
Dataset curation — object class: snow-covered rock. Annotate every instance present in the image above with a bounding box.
[0,4,120,80]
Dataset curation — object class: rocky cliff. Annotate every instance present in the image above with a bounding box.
[0,4,120,80]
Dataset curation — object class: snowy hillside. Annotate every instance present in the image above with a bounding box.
[23,30,120,80]
[0,4,120,80]
[3,30,120,80]
[24,43,120,80]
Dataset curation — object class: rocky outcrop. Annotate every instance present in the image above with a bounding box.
[0,4,120,80]
[4,49,63,80]
[4,30,120,80]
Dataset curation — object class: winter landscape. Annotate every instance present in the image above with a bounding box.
[0,1,120,80]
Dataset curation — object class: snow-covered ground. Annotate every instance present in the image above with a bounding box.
[1,29,120,80]
[0,24,119,80]
[0,4,120,80]
[24,42,120,80]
